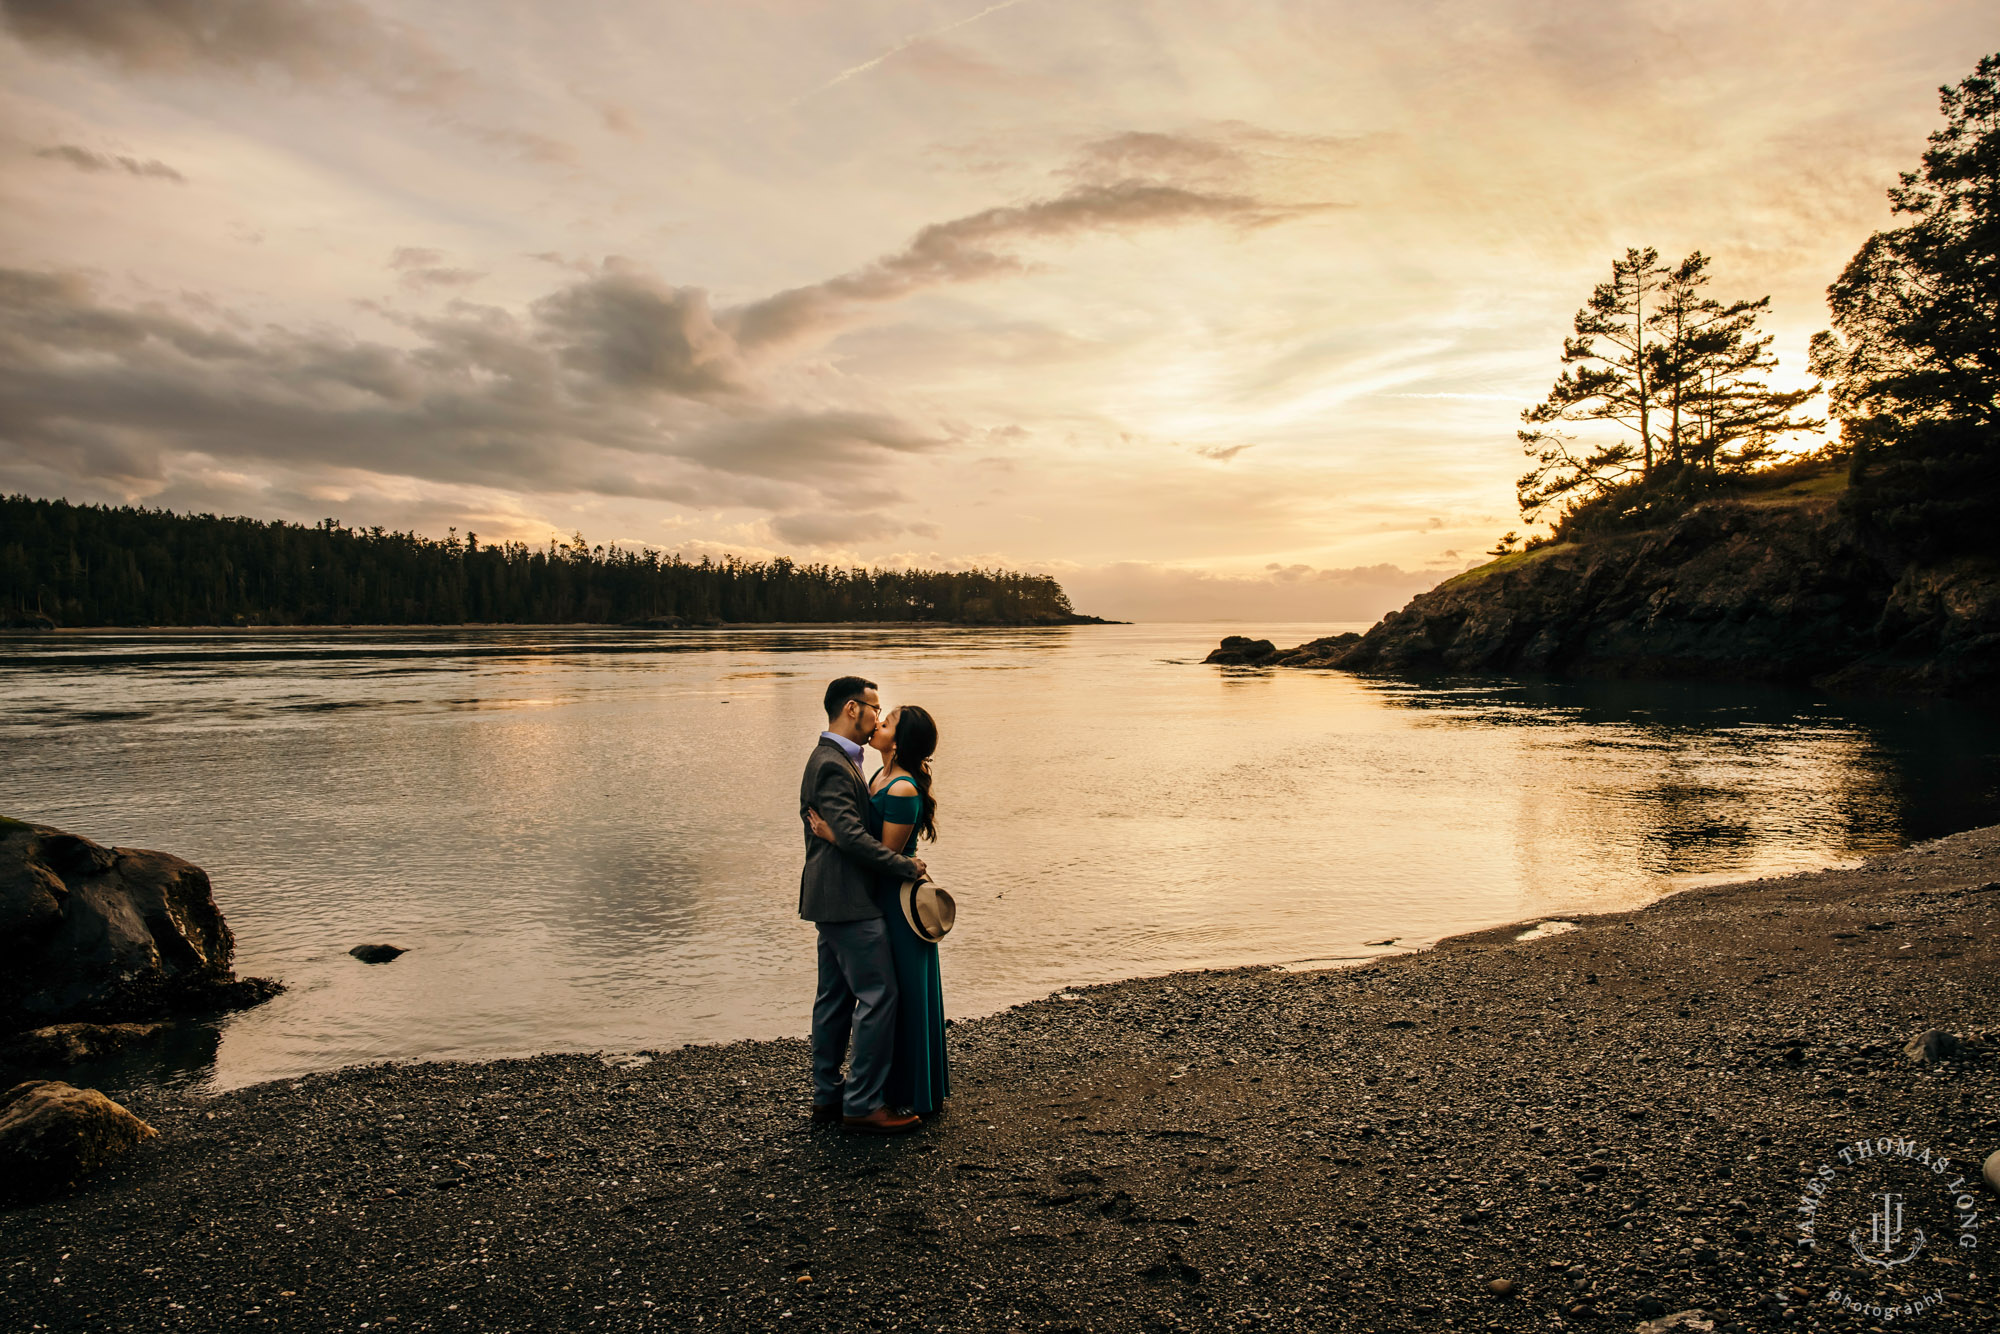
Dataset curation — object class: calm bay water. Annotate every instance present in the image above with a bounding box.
[4,622,1998,1094]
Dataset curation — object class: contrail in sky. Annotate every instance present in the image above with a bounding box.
[784,0,1031,109]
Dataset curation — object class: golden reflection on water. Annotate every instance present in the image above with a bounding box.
[0,624,1994,1094]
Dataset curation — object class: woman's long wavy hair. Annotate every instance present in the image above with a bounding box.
[892,704,940,843]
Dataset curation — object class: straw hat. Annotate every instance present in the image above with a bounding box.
[897,878,956,943]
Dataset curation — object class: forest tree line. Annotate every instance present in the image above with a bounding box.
[1503,52,1999,559]
[0,497,1089,628]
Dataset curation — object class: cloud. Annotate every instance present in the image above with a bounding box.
[724,179,1325,353]
[1054,560,1445,623]
[388,246,482,290]
[531,260,747,398]
[0,137,1327,536]
[0,0,463,103]
[785,0,1030,108]
[0,265,880,511]
[770,508,940,549]
[447,120,576,167]
[677,411,943,481]
[34,143,185,181]
[1,0,575,164]
[1064,124,1370,192]
[1194,442,1253,462]
[0,127,1314,511]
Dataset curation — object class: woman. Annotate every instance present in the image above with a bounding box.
[807,703,950,1116]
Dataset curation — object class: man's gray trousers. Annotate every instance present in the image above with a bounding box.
[812,917,900,1116]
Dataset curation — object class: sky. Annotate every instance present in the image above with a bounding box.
[0,2,1991,621]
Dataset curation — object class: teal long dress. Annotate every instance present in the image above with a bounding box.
[873,776,951,1114]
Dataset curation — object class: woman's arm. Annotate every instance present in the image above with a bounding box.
[809,801,912,850]
[809,762,926,880]
[878,776,918,854]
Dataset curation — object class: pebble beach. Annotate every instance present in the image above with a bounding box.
[5,828,1999,1333]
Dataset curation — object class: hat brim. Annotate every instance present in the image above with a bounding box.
[898,878,953,943]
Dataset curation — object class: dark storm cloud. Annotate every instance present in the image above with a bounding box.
[34,143,186,181]
[725,179,1325,352]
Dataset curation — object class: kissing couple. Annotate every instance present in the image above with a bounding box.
[798,675,951,1134]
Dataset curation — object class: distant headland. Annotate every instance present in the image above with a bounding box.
[1216,54,2000,703]
[0,496,1113,629]
[1209,459,1999,700]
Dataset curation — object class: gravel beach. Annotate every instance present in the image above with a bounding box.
[5,828,1998,1334]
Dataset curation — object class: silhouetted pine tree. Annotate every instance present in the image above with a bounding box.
[1811,52,2000,558]
[1518,249,1821,533]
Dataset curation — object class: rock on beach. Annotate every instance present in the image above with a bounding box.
[0,1080,156,1202]
[0,818,281,1032]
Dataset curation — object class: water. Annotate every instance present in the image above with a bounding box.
[3,623,1997,1095]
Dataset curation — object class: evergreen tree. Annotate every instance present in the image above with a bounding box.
[1809,52,2000,556]
[1519,249,1820,527]
[1650,252,1821,478]
[1517,247,1667,522]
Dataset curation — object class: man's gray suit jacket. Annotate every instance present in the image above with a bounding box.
[798,736,925,923]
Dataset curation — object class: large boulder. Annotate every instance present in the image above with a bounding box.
[0,1079,157,1201]
[0,819,281,1032]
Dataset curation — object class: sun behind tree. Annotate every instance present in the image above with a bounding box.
[1514,250,1822,538]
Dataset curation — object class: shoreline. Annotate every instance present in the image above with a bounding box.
[0,620,1121,635]
[6,832,1999,1331]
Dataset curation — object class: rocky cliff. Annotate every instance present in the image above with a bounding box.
[1209,489,2000,699]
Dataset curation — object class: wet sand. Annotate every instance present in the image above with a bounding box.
[5,828,1999,1333]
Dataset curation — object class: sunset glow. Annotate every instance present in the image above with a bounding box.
[0,1,1989,618]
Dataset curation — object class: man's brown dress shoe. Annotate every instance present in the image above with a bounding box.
[841,1105,922,1134]
[811,1103,842,1124]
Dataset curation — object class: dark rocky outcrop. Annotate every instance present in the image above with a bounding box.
[0,820,281,1034]
[349,944,406,964]
[0,1079,156,1201]
[1201,636,1279,665]
[1213,492,2000,698]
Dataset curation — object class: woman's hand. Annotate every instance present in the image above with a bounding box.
[806,808,836,844]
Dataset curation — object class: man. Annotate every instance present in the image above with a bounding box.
[800,675,928,1134]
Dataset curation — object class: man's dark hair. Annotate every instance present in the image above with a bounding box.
[823,675,877,721]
